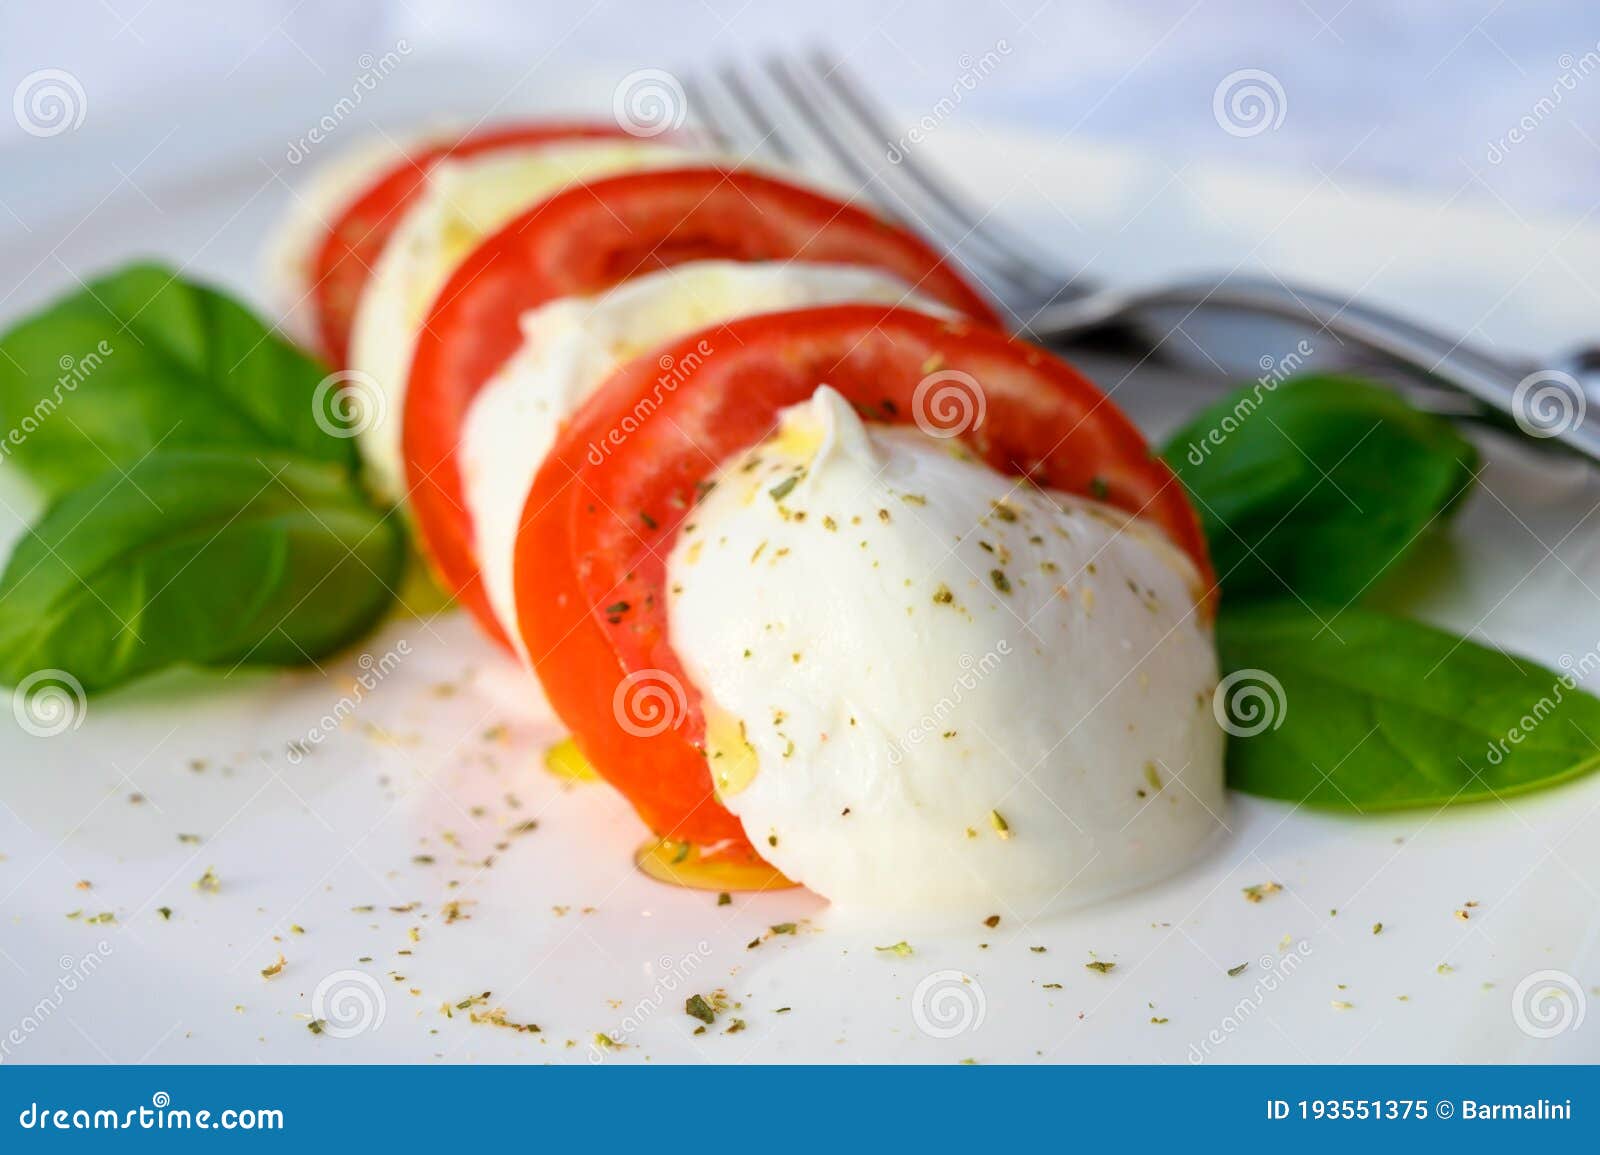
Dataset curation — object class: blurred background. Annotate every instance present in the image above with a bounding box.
[2,0,1598,375]
[2,0,1595,219]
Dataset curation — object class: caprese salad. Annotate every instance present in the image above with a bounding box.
[271,120,1229,910]
[6,110,1590,925]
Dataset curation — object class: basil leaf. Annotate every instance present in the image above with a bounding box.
[0,264,355,498]
[0,450,404,693]
[1217,602,1600,809]
[1162,375,1478,604]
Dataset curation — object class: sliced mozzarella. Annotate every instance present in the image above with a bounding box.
[346,139,700,500]
[260,132,418,348]
[666,386,1224,913]
[462,259,934,656]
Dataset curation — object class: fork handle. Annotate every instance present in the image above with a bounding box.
[1025,276,1600,464]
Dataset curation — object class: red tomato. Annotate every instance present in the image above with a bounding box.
[404,166,1003,649]
[307,122,632,365]
[513,304,1216,857]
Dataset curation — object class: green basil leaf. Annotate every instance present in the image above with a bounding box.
[0,263,355,497]
[1217,602,1600,809]
[0,450,404,693]
[1162,375,1478,604]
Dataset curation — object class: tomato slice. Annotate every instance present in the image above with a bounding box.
[513,304,1216,856]
[404,166,1003,650]
[308,122,632,365]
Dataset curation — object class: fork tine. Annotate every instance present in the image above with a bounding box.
[801,49,1072,296]
[714,65,805,167]
[691,57,1050,320]
[681,75,734,151]
[687,69,777,161]
[757,57,899,217]
[771,54,1050,315]
[688,71,768,157]
[765,56,968,245]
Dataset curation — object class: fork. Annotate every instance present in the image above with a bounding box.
[686,52,1600,465]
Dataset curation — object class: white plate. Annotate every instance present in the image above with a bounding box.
[2,57,1598,1066]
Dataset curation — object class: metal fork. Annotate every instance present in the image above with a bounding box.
[686,52,1600,465]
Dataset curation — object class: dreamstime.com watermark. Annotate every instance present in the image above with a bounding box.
[285,42,412,164]
[612,68,687,138]
[1213,69,1287,138]
[11,669,88,738]
[1510,969,1586,1039]
[286,641,410,764]
[888,642,1012,766]
[911,969,987,1038]
[1486,41,1600,164]
[13,68,86,137]
[885,41,1011,163]
[310,970,387,1039]
[2,339,113,461]
[1182,339,1313,466]
[1482,640,1600,768]
[312,368,386,440]
[16,1093,283,1132]
[612,668,689,738]
[588,942,712,1061]
[585,340,713,465]
[1510,369,1585,440]
[912,368,986,439]
[1188,939,1313,1063]
[0,942,113,1064]
[1212,667,1287,738]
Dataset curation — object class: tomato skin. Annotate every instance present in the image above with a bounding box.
[308,122,633,366]
[403,166,1003,650]
[514,304,1216,854]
